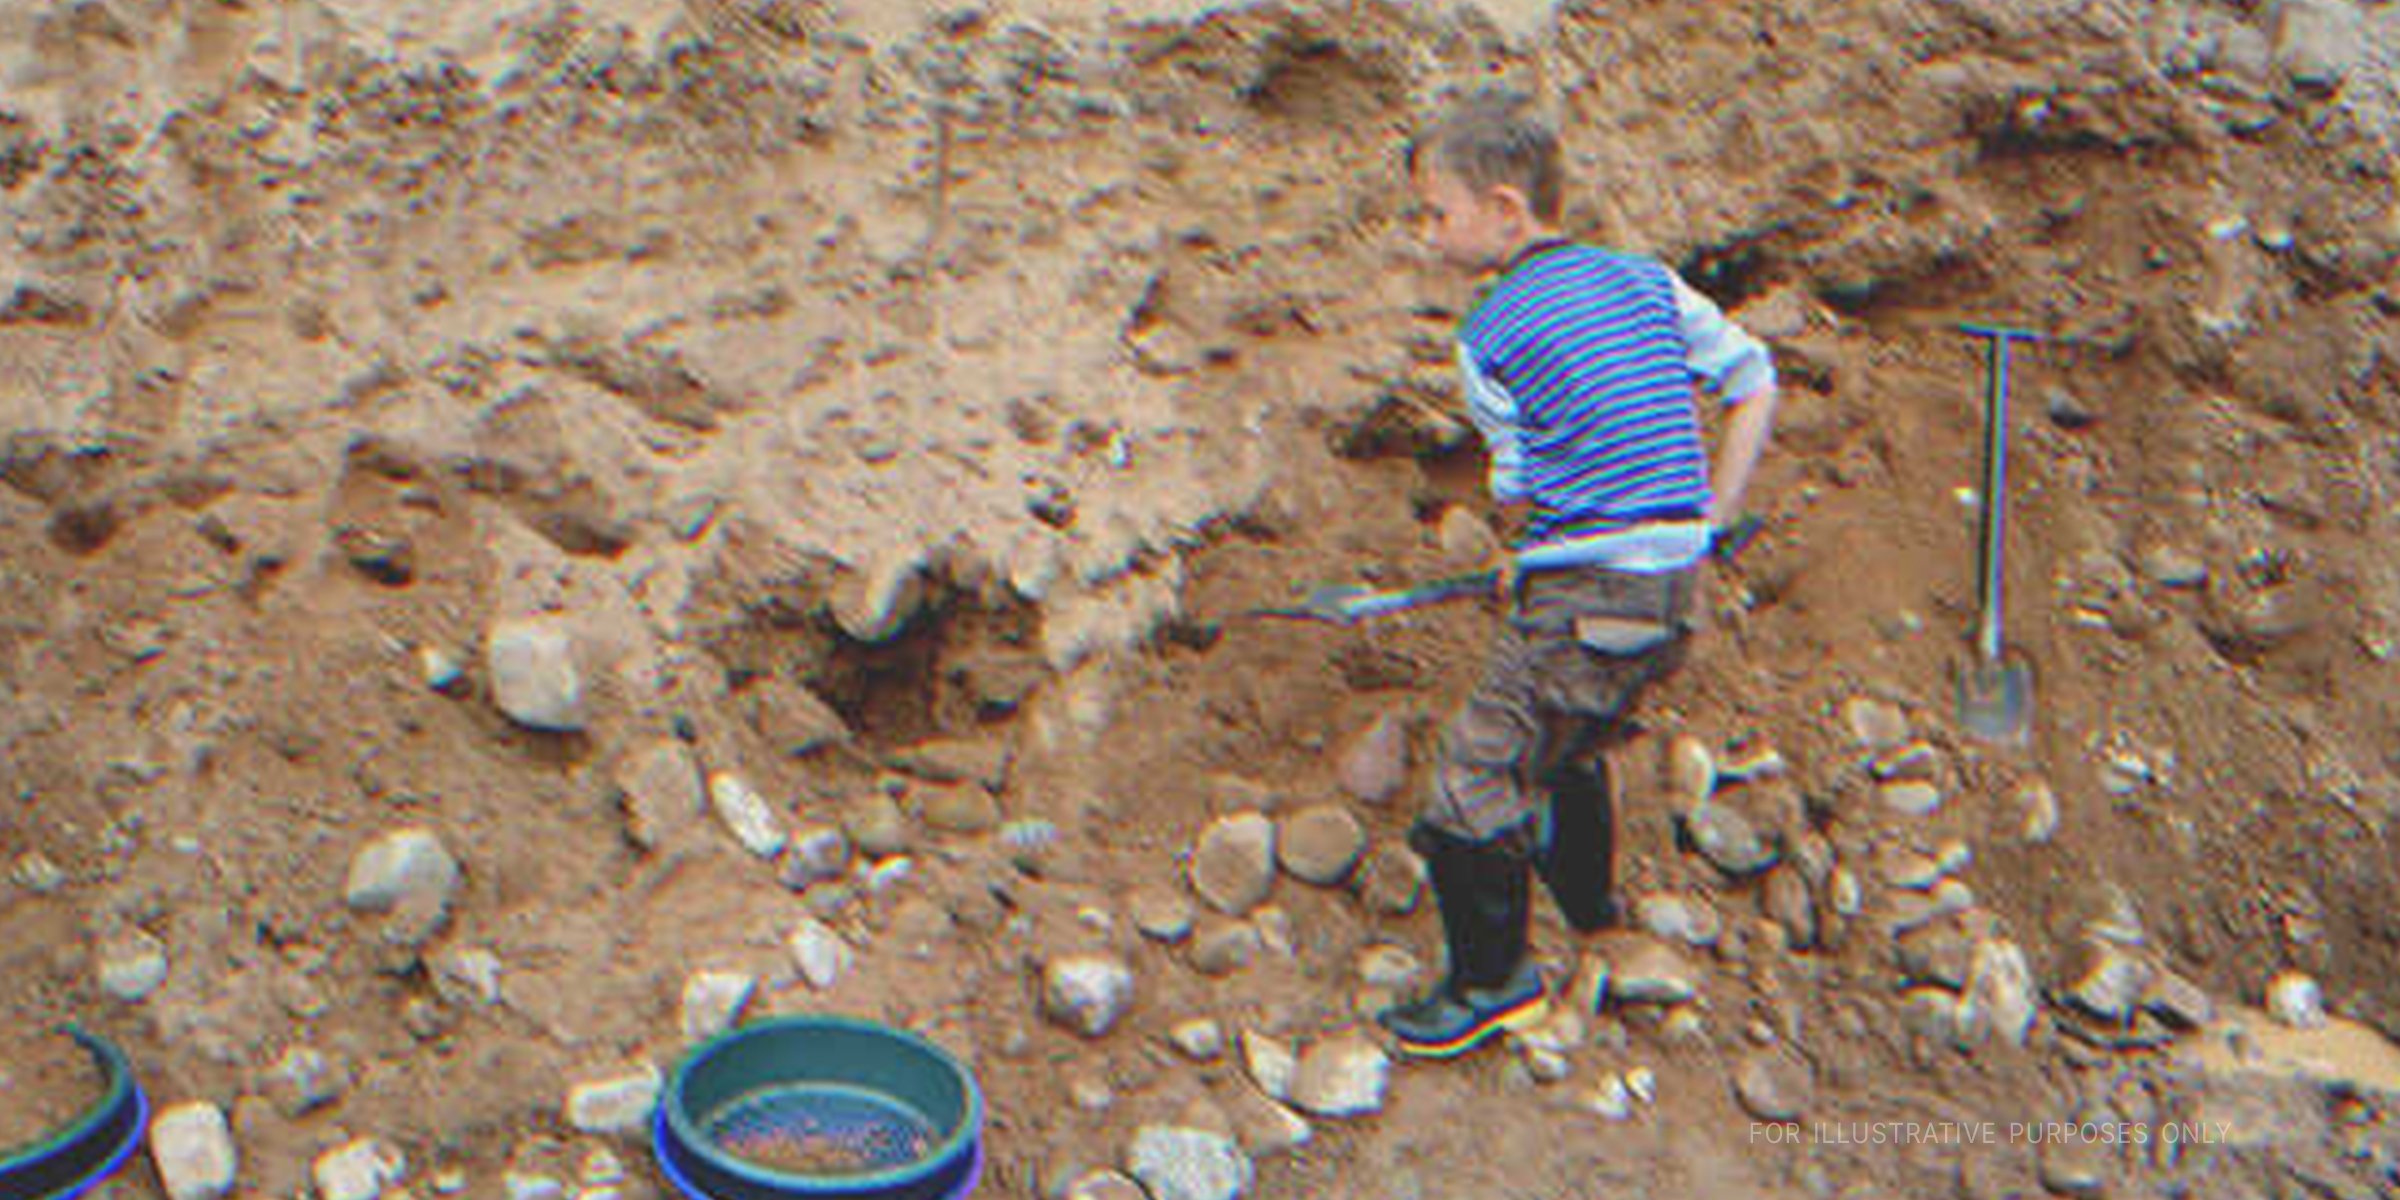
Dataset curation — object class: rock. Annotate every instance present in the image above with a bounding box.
[1125,1126,1252,1200]
[314,1139,406,1200]
[1190,814,1275,916]
[2141,970,2214,1029]
[2268,971,2326,1029]
[1679,801,1779,877]
[430,946,503,1007]
[1252,906,1294,956]
[831,557,925,644]
[11,850,65,893]
[2274,0,2368,93]
[419,645,465,692]
[580,1148,623,1185]
[1734,1051,1811,1121]
[777,825,851,891]
[1276,806,1365,885]
[615,741,704,850]
[487,618,584,731]
[1043,954,1135,1037]
[708,772,787,859]
[343,829,460,935]
[1356,945,1422,991]
[1635,894,1723,948]
[506,1174,563,1200]
[1606,936,1699,1005]
[1842,697,1908,749]
[1241,1030,1297,1101]
[1884,880,1974,935]
[1869,741,1940,782]
[1339,712,1409,804]
[914,782,1001,834]
[1880,781,1942,817]
[266,1046,343,1116]
[1353,843,1426,916]
[2037,1135,2110,1197]
[1899,986,1967,1047]
[1578,1075,1634,1121]
[2019,780,2060,843]
[566,1066,661,1134]
[1217,1081,1312,1157]
[787,917,853,990]
[2059,939,2155,1022]
[1718,745,1788,783]
[1170,1019,1224,1061]
[999,818,1065,875]
[843,793,912,858]
[1065,1170,1149,1200]
[1131,887,1196,941]
[98,928,169,1001]
[680,971,755,1042]
[1288,1035,1389,1117]
[1878,848,1944,891]
[1829,867,1863,918]
[2139,545,2208,588]
[1961,937,2040,1047]
[151,1102,238,1200]
[740,677,851,758]
[1895,924,1975,990]
[1667,736,1716,803]
[2045,385,2100,429]
[1189,921,1262,976]
[1437,506,1500,568]
[1624,1066,1657,1104]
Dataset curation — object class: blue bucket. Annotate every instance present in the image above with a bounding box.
[654,1016,982,1200]
[0,1027,148,1200]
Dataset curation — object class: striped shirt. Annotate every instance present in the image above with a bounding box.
[1458,244,1774,572]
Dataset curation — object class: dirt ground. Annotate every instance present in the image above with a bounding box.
[6,0,2400,1197]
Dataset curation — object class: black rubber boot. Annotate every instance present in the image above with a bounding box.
[1538,755,1621,933]
[1379,823,1547,1057]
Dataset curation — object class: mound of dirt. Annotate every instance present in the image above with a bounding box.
[0,1028,102,1155]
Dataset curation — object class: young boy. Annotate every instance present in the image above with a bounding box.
[1379,91,1779,1057]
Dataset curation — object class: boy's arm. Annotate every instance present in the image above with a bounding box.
[1457,344,1528,503]
[1668,273,1778,529]
[1709,383,1777,529]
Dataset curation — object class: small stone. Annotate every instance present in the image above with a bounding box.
[1718,745,1787,783]
[1635,894,1722,948]
[1437,506,1500,567]
[565,1066,662,1134]
[842,793,912,858]
[1242,1030,1297,1101]
[709,772,787,859]
[487,618,584,731]
[10,851,65,893]
[1734,1051,1811,1121]
[1339,712,1409,804]
[1878,848,1944,891]
[914,782,1001,834]
[1353,843,1426,916]
[579,1150,623,1186]
[861,855,913,895]
[343,828,460,934]
[1880,780,1942,817]
[1071,1078,1115,1111]
[777,825,851,891]
[2059,939,2155,1022]
[267,1046,343,1116]
[2267,971,2326,1029]
[2101,750,2151,796]
[1190,813,1275,915]
[1895,924,1975,989]
[1065,1170,1149,1200]
[419,646,465,693]
[998,818,1064,873]
[314,1139,406,1200]
[1170,1019,1225,1060]
[1252,907,1294,956]
[1933,839,1972,875]
[2139,545,2208,588]
[2038,1135,2110,1197]
[2045,385,2099,430]
[2019,780,2060,843]
[1043,954,1135,1038]
[1288,1035,1389,1118]
[1522,1044,1571,1083]
[1189,921,1261,976]
[2141,970,2214,1029]
[1961,938,2040,1048]
[1218,1081,1312,1158]
[431,1169,467,1195]
[151,1101,238,1200]
[1843,697,1908,750]
[1679,801,1779,877]
[98,928,169,1001]
[1276,806,1365,885]
[1869,741,1939,782]
[787,917,853,990]
[680,971,755,1042]
[1624,1066,1657,1104]
[1829,868,1864,917]
[1606,936,1698,1005]
[1125,1126,1252,1200]
[430,946,503,1008]
[1355,945,1422,991]
[1579,1075,1634,1121]
[504,1176,561,1200]
[615,741,703,851]
[1667,736,1716,803]
[1131,888,1195,942]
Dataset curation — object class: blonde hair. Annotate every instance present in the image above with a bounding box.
[1405,88,1563,224]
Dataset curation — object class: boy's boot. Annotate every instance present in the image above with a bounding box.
[1537,755,1621,933]
[1377,822,1549,1058]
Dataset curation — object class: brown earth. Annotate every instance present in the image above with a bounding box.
[5,0,2400,1197]
[0,1028,103,1155]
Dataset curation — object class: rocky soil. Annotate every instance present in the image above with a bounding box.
[7,0,2400,1197]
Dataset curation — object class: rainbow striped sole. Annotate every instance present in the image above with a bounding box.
[1392,991,1552,1059]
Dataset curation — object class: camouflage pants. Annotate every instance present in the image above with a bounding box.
[1423,564,1698,843]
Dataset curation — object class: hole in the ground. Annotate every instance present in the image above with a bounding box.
[1679,236,1777,311]
[48,499,120,555]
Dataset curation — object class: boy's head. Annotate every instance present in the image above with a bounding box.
[1406,89,1563,272]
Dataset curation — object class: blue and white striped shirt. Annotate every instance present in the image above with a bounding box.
[1458,244,1774,572]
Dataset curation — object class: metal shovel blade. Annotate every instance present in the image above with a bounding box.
[1955,652,2033,745]
[1248,571,1498,626]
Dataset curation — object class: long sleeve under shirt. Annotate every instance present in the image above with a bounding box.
[1458,243,1775,573]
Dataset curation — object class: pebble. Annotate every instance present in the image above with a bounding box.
[1043,954,1135,1038]
[315,1139,406,1200]
[1829,868,1864,918]
[1842,697,1908,750]
[2019,781,2060,843]
[12,850,65,893]
[343,828,460,936]
[2037,1135,2110,1197]
[1218,1082,1312,1158]
[1242,1030,1297,1101]
[1624,1066,1657,1104]
[1523,1044,1571,1083]
[1895,925,1974,990]
[98,928,170,1001]
[565,1066,661,1134]
[2059,939,2155,1022]
[862,856,914,895]
[267,1046,343,1115]
[1126,1126,1252,1200]
[1962,937,2039,1047]
[1339,712,1410,804]
[1353,843,1426,916]
[1170,1019,1224,1061]
[151,1102,238,1200]
[505,1176,562,1200]
[1636,894,1722,948]
[2101,750,2152,797]
[1356,945,1422,991]
[680,971,755,1042]
[1878,848,1945,891]
[1680,802,1778,877]
[431,1169,467,1195]
[1252,907,1294,956]
[2141,970,2215,1029]
[1190,813,1276,915]
[487,618,584,731]
[1276,806,1365,885]
[999,819,1064,874]
[1607,937,1699,1005]
[786,917,853,990]
[1734,1051,1811,1121]
[1869,741,1940,783]
[1668,736,1716,803]
[1718,745,1787,783]
[580,1149,623,1186]
[419,646,465,693]
[2268,971,2326,1029]
[431,946,503,1008]
[615,741,704,850]
[1288,1035,1389,1118]
[1579,1075,1634,1121]
[914,782,1001,834]
[2140,545,2208,588]
[1065,1170,1149,1200]
[843,794,912,858]
[1131,887,1196,942]
[709,772,787,860]
[777,825,851,891]
[1880,780,1943,817]
[1189,922,1262,976]
[2045,385,2099,429]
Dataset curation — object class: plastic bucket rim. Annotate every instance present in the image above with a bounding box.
[0,1025,135,1171]
[662,1013,984,1196]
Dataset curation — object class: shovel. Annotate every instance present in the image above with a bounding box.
[1955,323,2038,745]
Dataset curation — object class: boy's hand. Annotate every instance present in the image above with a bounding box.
[1489,552,1521,603]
